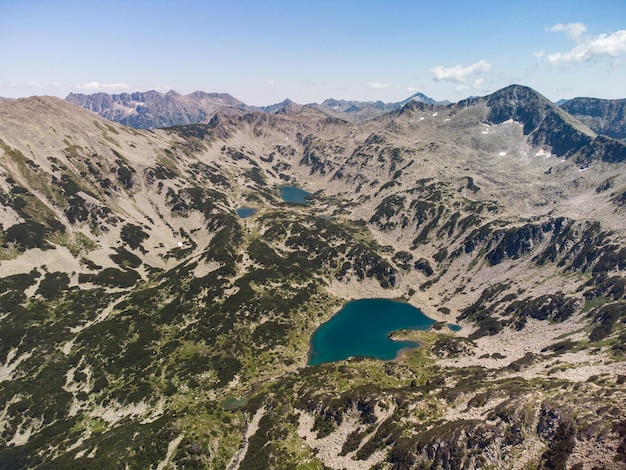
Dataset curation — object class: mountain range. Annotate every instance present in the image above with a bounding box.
[65,90,248,129]
[1,84,625,469]
[66,87,626,143]
[65,90,451,129]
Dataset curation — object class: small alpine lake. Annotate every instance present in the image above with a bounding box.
[307,298,437,366]
[236,207,257,218]
[280,185,312,204]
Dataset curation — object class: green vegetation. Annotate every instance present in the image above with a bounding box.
[120,223,150,251]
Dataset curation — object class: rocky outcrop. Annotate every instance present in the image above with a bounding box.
[561,97,626,140]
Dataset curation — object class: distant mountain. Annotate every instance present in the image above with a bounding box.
[65,86,625,155]
[317,98,394,113]
[304,92,448,122]
[479,84,597,158]
[398,84,626,163]
[484,85,626,162]
[560,97,626,141]
[66,89,450,127]
[65,90,248,129]
[254,98,300,114]
[0,97,13,102]
[400,91,450,106]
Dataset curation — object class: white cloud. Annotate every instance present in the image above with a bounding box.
[431,60,491,82]
[407,86,422,93]
[430,60,491,89]
[368,81,391,89]
[540,24,626,66]
[77,81,130,91]
[548,22,587,40]
[266,79,276,85]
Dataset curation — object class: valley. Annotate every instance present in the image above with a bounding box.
[0,85,625,469]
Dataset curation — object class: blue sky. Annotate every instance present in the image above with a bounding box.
[1,0,625,105]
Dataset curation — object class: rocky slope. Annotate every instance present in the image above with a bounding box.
[1,85,625,469]
[561,97,626,141]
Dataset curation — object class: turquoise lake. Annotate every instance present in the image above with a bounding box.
[308,299,437,366]
[280,186,311,204]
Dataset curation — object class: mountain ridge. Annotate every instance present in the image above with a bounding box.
[65,85,626,160]
[65,89,451,128]
[560,96,626,141]
[65,89,249,129]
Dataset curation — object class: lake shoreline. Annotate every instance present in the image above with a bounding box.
[307,298,436,366]
[391,341,425,363]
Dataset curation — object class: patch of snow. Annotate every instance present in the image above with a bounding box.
[419,117,425,121]
[432,112,438,117]
[535,149,551,157]
[498,151,507,157]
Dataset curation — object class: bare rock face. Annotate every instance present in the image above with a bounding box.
[2,86,626,469]
[561,97,626,141]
